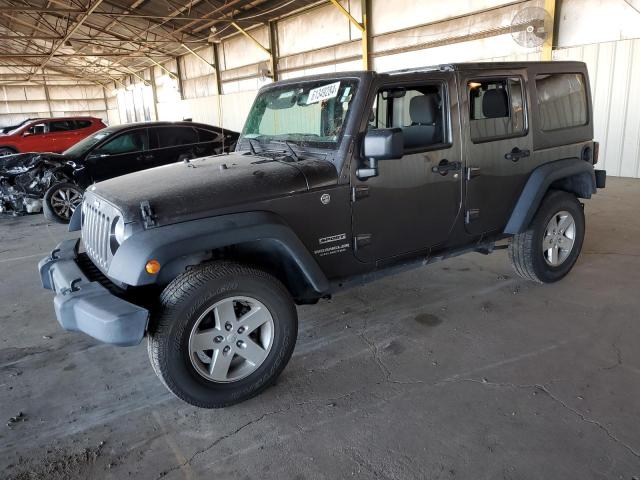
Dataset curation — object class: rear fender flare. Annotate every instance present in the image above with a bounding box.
[107,211,330,294]
[504,158,596,234]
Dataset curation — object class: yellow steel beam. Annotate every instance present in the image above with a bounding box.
[230,22,271,56]
[181,43,216,70]
[329,0,364,32]
[330,0,368,69]
[542,0,556,61]
[361,0,369,70]
[145,57,177,80]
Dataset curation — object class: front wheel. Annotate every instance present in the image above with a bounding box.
[43,182,83,223]
[509,190,585,283]
[148,262,298,408]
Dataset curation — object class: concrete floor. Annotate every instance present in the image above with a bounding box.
[1,177,639,479]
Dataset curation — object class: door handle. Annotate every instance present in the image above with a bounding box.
[137,153,154,161]
[431,159,461,176]
[505,147,530,162]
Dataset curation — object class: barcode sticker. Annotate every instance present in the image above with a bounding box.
[307,82,341,105]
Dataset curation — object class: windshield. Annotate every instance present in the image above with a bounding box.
[241,79,358,149]
[63,128,114,157]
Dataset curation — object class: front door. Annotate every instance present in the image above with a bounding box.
[461,70,533,235]
[351,74,462,263]
[86,128,150,182]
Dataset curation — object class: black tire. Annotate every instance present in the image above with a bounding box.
[0,147,17,156]
[43,182,83,224]
[148,261,298,408]
[509,190,585,283]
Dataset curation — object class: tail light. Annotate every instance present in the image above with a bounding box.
[593,141,599,165]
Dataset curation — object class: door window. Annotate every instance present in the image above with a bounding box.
[75,120,93,129]
[369,84,448,152]
[156,126,198,148]
[94,130,147,155]
[49,120,76,132]
[468,78,526,143]
[27,123,47,135]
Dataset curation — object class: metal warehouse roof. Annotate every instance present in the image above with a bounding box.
[0,0,316,85]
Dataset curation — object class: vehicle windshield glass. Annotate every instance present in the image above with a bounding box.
[63,127,114,157]
[241,79,358,149]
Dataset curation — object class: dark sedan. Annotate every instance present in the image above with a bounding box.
[0,121,239,222]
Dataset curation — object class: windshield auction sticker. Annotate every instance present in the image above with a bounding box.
[307,82,341,105]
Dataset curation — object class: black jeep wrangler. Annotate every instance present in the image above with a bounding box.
[39,62,606,408]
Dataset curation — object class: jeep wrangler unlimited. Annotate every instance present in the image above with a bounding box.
[39,62,606,408]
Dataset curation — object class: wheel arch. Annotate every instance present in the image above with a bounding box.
[107,211,330,301]
[504,158,596,234]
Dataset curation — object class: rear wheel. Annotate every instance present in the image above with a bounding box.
[509,190,585,283]
[148,261,298,408]
[43,182,83,224]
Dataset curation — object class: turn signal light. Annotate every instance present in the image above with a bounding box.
[145,259,161,274]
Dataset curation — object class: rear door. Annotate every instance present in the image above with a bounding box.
[461,69,533,235]
[148,125,201,167]
[86,128,150,181]
[48,119,80,151]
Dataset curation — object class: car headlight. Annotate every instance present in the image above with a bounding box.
[110,216,126,254]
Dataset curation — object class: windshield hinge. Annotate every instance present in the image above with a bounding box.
[140,201,157,229]
[351,185,370,202]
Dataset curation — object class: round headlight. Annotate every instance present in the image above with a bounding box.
[114,216,126,244]
[109,216,126,254]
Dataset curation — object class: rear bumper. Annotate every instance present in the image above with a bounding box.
[38,239,148,346]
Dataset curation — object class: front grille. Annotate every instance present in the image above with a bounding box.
[81,191,121,272]
[82,201,112,269]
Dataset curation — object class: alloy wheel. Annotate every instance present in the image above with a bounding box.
[188,296,275,383]
[542,210,576,266]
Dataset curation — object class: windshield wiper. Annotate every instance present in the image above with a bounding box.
[268,140,299,162]
[247,138,259,155]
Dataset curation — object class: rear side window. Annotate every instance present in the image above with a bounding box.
[197,128,221,143]
[157,127,198,148]
[468,78,526,143]
[75,120,92,129]
[535,73,588,131]
[49,120,76,132]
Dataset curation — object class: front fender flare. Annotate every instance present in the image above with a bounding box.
[504,158,596,234]
[107,211,330,293]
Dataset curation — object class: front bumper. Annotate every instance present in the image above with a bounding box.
[38,239,148,346]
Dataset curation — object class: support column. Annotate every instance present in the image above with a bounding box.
[174,56,185,100]
[268,20,278,81]
[542,0,556,61]
[212,43,223,95]
[329,0,368,70]
[43,78,53,117]
[150,66,160,121]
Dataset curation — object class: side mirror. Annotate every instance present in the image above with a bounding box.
[22,131,32,137]
[357,128,404,179]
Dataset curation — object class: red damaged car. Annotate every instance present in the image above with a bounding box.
[0,117,106,155]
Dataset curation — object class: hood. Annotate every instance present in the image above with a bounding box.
[0,152,67,176]
[91,152,339,225]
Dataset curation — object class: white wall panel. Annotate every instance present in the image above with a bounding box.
[554,39,640,178]
[278,1,360,57]
[557,0,640,47]
[370,0,520,35]
[222,26,270,70]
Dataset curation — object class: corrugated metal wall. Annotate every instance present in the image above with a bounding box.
[0,84,108,126]
[554,40,640,178]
